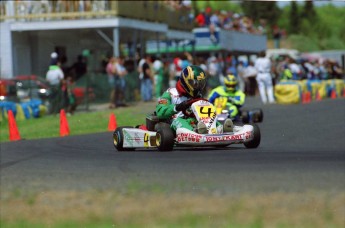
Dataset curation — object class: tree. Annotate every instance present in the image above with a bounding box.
[241,1,281,26]
[301,0,317,21]
[289,1,300,34]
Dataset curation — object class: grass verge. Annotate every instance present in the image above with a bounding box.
[0,102,156,143]
[1,190,344,228]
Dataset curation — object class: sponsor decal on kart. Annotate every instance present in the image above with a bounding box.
[176,132,202,143]
[205,134,244,142]
[245,131,252,140]
[123,130,135,147]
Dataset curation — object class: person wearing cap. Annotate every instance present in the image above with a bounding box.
[46,52,64,114]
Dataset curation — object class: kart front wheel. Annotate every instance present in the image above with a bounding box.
[113,126,135,151]
[244,124,261,149]
[155,124,174,152]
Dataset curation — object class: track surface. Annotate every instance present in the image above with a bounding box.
[1,98,345,194]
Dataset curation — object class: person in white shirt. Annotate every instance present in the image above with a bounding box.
[254,51,275,104]
[46,53,64,114]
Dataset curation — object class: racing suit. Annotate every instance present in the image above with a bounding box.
[156,88,196,132]
[208,86,245,119]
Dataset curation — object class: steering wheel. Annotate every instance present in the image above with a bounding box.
[182,97,208,117]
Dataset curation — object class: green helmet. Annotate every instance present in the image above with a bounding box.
[179,65,207,97]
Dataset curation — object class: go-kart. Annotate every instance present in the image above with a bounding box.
[214,97,263,124]
[113,99,261,152]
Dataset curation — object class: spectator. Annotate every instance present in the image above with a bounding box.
[140,55,153,102]
[243,61,257,96]
[288,58,302,80]
[236,61,246,92]
[254,50,275,104]
[106,56,117,109]
[65,75,77,115]
[272,25,282,49]
[153,56,164,100]
[46,52,64,114]
[68,54,87,81]
[207,56,221,93]
[114,56,127,107]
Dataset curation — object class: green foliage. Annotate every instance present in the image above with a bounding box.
[289,1,300,34]
[287,35,319,52]
[241,1,281,26]
[278,2,345,51]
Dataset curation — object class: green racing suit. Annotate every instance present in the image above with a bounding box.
[156,88,197,132]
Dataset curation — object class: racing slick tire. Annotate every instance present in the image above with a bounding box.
[253,109,264,123]
[155,123,174,152]
[113,126,135,151]
[241,110,250,124]
[244,124,261,149]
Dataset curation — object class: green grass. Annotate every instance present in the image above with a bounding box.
[0,102,156,143]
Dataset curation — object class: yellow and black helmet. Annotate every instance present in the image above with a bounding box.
[179,65,207,98]
[224,74,238,92]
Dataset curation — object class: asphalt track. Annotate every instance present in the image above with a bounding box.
[1,98,345,194]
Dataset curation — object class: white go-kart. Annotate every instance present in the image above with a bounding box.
[113,99,261,152]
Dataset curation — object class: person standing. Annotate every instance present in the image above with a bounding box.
[153,56,164,100]
[46,52,64,114]
[254,50,275,104]
[114,56,127,107]
[140,55,153,102]
[106,56,117,108]
[243,61,257,96]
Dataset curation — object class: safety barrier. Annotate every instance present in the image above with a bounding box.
[274,79,344,104]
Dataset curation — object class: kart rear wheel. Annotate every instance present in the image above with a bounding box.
[244,124,261,149]
[113,126,135,151]
[155,124,174,152]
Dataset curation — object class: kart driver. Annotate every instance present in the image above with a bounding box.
[156,65,234,134]
[208,74,245,120]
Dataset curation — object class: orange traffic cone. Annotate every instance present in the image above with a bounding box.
[307,91,312,103]
[315,91,322,101]
[8,110,21,141]
[60,109,70,137]
[330,89,337,99]
[302,91,310,104]
[343,88,345,98]
[108,113,117,131]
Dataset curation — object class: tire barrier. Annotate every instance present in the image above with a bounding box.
[0,99,47,121]
[274,79,344,104]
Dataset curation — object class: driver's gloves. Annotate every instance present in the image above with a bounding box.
[175,100,191,112]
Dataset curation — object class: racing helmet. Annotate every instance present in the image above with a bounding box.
[179,65,207,98]
[224,74,238,92]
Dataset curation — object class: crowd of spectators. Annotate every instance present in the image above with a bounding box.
[272,56,344,82]
[194,6,267,36]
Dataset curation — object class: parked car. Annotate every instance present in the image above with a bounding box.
[0,78,19,102]
[13,75,51,106]
[1,75,94,108]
